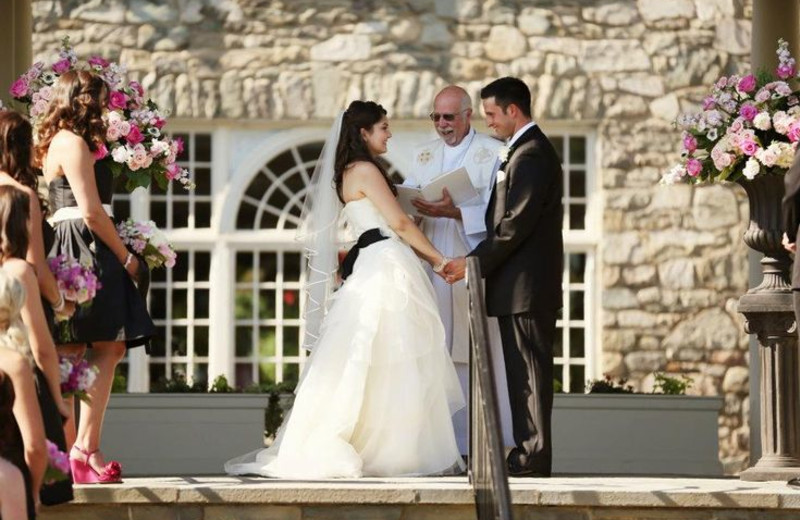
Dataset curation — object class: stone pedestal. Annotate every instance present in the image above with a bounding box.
[737,175,800,481]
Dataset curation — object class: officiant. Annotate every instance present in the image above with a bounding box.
[405,85,513,455]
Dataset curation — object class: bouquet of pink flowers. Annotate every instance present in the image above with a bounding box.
[47,254,101,306]
[662,39,800,185]
[9,37,192,192]
[116,219,177,269]
[44,440,70,484]
[59,356,98,403]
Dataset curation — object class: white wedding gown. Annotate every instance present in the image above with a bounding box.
[225,197,466,478]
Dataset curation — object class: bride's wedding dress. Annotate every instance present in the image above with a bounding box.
[225,197,466,478]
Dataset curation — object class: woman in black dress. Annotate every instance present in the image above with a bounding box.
[36,70,154,484]
[0,111,72,504]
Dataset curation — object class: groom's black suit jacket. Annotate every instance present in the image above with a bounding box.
[469,125,564,316]
[782,148,800,289]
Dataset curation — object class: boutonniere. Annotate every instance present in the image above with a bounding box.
[497,145,512,163]
[417,149,432,165]
[495,170,507,184]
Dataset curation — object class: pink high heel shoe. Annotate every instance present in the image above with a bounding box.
[69,446,123,484]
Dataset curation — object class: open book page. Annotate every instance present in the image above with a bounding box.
[395,185,423,216]
[420,166,477,205]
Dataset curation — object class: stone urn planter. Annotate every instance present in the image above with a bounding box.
[100,393,292,476]
[552,394,723,475]
[734,175,800,481]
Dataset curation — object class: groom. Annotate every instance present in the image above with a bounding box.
[444,77,563,477]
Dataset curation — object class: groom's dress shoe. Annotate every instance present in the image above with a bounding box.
[506,448,550,478]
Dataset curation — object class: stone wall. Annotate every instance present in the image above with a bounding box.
[31,0,755,473]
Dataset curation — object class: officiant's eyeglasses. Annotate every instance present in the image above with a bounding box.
[429,110,467,122]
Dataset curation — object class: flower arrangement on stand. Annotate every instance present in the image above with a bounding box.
[9,37,192,192]
[116,219,177,269]
[44,440,70,484]
[59,356,99,403]
[662,39,800,185]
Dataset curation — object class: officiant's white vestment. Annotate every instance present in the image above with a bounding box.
[406,128,514,453]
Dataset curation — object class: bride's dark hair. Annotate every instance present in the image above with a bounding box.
[333,100,397,202]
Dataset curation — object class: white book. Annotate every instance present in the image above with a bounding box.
[395,166,477,216]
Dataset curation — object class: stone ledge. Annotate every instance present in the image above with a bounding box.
[57,476,800,509]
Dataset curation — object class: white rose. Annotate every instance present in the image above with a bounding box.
[743,157,760,180]
[753,112,772,131]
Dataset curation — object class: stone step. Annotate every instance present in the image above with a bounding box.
[38,475,800,520]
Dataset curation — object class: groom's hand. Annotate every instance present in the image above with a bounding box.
[412,189,461,220]
[444,256,466,284]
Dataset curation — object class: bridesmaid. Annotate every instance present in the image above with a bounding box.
[36,70,155,484]
[0,111,73,504]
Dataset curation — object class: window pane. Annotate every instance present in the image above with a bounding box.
[297,142,324,161]
[151,200,167,229]
[172,289,188,319]
[171,326,187,356]
[259,290,276,319]
[283,290,300,318]
[284,252,301,281]
[245,173,270,201]
[284,326,300,356]
[569,253,586,284]
[173,201,189,228]
[174,133,190,161]
[149,288,167,320]
[569,204,585,230]
[570,169,586,197]
[151,326,167,356]
[236,201,257,230]
[236,252,254,282]
[569,364,585,393]
[196,252,211,281]
[284,363,300,385]
[235,289,253,319]
[259,252,277,282]
[553,327,563,357]
[193,364,208,387]
[259,328,276,357]
[195,133,212,162]
[570,290,584,320]
[570,327,585,358]
[569,136,586,164]
[195,201,211,228]
[149,363,166,391]
[259,362,276,385]
[550,136,564,162]
[195,326,209,356]
[152,262,167,283]
[259,208,279,229]
[235,363,253,387]
[113,199,130,220]
[235,327,253,356]
[195,289,209,319]
[173,251,189,281]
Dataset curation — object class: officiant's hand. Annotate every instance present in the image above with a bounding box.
[412,188,461,220]
[444,256,466,284]
[783,232,796,255]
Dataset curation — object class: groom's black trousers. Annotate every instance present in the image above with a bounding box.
[497,308,558,475]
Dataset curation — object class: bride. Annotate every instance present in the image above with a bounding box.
[225,101,466,478]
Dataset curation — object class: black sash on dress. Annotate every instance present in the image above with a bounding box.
[340,228,388,280]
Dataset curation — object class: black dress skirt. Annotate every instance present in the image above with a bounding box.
[46,162,155,350]
[34,367,73,506]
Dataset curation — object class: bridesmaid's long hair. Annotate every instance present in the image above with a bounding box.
[0,110,46,213]
[0,185,30,262]
[0,370,16,447]
[333,100,397,202]
[34,69,107,168]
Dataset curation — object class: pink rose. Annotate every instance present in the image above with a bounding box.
[686,158,702,177]
[737,75,756,93]
[788,122,800,143]
[777,64,797,80]
[87,56,110,69]
[682,134,697,153]
[740,139,758,156]
[153,117,166,129]
[166,162,181,180]
[93,143,109,161]
[108,91,128,111]
[128,81,144,97]
[52,58,71,74]
[702,97,716,110]
[739,104,758,121]
[126,125,144,145]
[9,78,28,98]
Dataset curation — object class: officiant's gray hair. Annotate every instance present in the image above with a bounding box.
[434,85,472,112]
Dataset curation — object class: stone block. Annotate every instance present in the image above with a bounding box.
[722,366,749,394]
[582,40,651,72]
[625,350,666,372]
[649,94,680,121]
[623,265,657,285]
[420,16,453,47]
[305,506,404,520]
[638,0,695,21]
[204,505,302,520]
[485,25,528,61]
[583,2,639,26]
[70,0,126,23]
[311,35,371,62]
[403,505,477,520]
[603,288,639,310]
[618,75,665,97]
[390,17,422,43]
[663,308,740,351]
[518,8,551,35]
[714,19,751,55]
[658,258,696,289]
[434,0,480,21]
[692,184,741,231]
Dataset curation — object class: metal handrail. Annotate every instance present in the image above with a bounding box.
[466,256,513,520]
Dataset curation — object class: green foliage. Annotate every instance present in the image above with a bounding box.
[209,375,235,393]
[264,392,284,439]
[586,374,635,394]
[111,372,128,393]
[553,378,563,394]
[652,372,693,395]
[151,373,206,393]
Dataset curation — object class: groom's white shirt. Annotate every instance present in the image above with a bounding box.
[405,128,514,452]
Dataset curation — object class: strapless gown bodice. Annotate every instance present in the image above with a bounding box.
[341,198,397,239]
[49,162,114,211]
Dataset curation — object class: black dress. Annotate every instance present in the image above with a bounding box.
[0,374,35,520]
[34,367,73,506]
[46,162,155,349]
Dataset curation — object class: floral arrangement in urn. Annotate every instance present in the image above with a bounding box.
[9,37,192,192]
[662,39,800,185]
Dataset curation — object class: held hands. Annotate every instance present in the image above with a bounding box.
[412,188,460,219]
[443,256,467,284]
[783,232,796,255]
